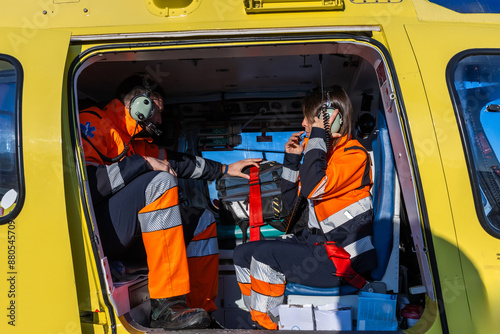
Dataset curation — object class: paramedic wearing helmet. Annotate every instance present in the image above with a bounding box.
[233,85,376,330]
[79,75,260,330]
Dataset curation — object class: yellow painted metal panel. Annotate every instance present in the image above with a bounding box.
[405,22,500,334]
[0,1,495,332]
[376,10,465,311]
[0,28,83,333]
[0,0,498,39]
[382,17,462,270]
[62,44,122,333]
[0,0,417,37]
[370,15,479,332]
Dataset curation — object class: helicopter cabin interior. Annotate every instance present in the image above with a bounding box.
[73,39,428,331]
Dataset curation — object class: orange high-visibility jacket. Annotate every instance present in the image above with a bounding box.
[281,127,375,274]
[79,98,223,204]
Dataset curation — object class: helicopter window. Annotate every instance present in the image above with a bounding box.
[0,57,22,223]
[428,0,500,14]
[450,53,500,237]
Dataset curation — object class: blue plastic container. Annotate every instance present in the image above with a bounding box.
[357,292,398,331]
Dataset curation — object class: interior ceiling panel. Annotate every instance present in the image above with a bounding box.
[75,42,380,138]
[77,43,362,105]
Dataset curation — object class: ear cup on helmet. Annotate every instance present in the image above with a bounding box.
[330,110,343,133]
[129,95,154,122]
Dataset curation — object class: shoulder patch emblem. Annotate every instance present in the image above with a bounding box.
[80,122,96,139]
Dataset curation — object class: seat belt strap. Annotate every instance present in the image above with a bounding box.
[249,166,264,241]
[321,241,367,289]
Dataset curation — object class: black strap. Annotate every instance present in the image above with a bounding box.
[218,179,227,197]
[80,121,139,163]
[272,170,281,188]
[285,193,307,234]
[81,132,130,163]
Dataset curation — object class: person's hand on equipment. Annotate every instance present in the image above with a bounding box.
[144,156,177,177]
[226,158,262,180]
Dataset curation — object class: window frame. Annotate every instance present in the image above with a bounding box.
[446,49,500,238]
[0,55,24,225]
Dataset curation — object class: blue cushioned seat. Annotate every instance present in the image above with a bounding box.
[285,283,359,296]
[370,110,395,280]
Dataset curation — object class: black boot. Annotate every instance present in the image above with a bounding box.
[150,296,211,330]
[207,312,226,329]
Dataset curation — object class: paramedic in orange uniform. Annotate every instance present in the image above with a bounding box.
[233,86,376,329]
[79,75,260,330]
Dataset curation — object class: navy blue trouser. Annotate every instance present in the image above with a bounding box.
[232,230,344,329]
[233,230,343,287]
[94,171,159,259]
[93,171,219,310]
[94,171,202,259]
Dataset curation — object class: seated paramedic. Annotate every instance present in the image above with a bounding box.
[233,85,376,329]
[79,75,261,330]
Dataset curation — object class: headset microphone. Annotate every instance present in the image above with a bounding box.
[141,120,163,137]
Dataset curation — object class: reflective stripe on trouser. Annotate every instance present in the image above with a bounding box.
[138,172,188,299]
[235,264,252,311]
[235,257,284,330]
[185,209,219,312]
[233,234,348,329]
[249,258,285,330]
